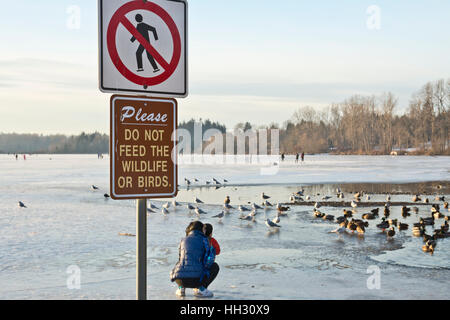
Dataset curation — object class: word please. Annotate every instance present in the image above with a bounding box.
[120,106,168,123]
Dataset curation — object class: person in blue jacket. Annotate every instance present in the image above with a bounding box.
[170,221,219,298]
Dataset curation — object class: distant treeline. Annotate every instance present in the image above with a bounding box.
[1,79,449,155]
[278,78,450,155]
[0,132,109,154]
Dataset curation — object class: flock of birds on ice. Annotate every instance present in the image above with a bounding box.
[17,178,449,255]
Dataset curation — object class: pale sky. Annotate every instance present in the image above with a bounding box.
[1,0,450,134]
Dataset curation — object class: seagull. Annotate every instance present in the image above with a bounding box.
[223,179,229,183]
[195,207,207,215]
[314,202,321,209]
[18,201,27,208]
[223,203,234,211]
[212,211,225,219]
[212,178,221,185]
[147,208,156,214]
[322,196,332,201]
[187,204,196,212]
[91,185,99,190]
[194,197,204,204]
[238,205,250,212]
[262,193,271,200]
[240,214,255,222]
[149,202,159,210]
[263,200,273,207]
[386,195,391,202]
[172,200,181,207]
[162,207,169,215]
[184,178,191,186]
[351,201,358,208]
[265,218,281,229]
[193,178,199,183]
[305,195,311,201]
[104,193,110,199]
[252,203,263,210]
[163,202,171,209]
[272,215,281,224]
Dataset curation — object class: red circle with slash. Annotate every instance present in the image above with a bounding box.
[107,1,182,87]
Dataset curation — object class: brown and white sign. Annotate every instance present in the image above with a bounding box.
[110,95,178,200]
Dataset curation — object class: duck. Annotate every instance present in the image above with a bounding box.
[376,218,390,232]
[354,219,369,228]
[323,214,335,222]
[401,206,411,218]
[412,207,419,214]
[433,211,444,219]
[314,209,325,219]
[387,227,396,238]
[336,216,347,224]
[422,240,436,254]
[435,196,445,202]
[431,204,440,213]
[362,213,377,220]
[347,220,357,233]
[371,208,380,216]
[441,221,449,232]
[224,196,231,205]
[412,226,424,237]
[383,206,390,218]
[277,203,291,213]
[356,224,366,235]
[412,195,421,202]
[397,222,409,231]
[388,219,398,227]
[443,202,449,210]
[343,209,353,218]
[419,217,434,226]
[351,201,358,208]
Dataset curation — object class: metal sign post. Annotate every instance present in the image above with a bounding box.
[136,198,147,300]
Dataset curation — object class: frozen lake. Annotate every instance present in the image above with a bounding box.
[0,154,449,300]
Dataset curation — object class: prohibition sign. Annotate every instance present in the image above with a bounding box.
[107,1,182,87]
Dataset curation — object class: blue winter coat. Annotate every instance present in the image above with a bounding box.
[170,230,212,281]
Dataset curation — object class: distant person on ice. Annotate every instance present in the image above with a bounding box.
[170,221,219,298]
[301,152,305,162]
[130,14,160,73]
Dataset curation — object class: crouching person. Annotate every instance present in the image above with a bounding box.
[170,221,219,298]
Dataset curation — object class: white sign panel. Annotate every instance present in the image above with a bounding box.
[99,0,187,97]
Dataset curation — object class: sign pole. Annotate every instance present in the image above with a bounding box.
[136,198,147,300]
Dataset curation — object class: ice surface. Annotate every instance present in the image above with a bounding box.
[0,154,449,300]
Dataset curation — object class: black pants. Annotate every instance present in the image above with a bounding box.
[136,45,158,71]
[175,263,220,289]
